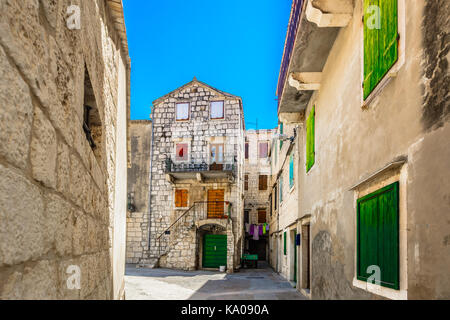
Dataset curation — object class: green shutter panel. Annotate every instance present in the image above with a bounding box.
[289,153,294,188]
[363,0,398,99]
[284,231,287,255]
[306,106,315,172]
[357,182,399,290]
[280,123,284,150]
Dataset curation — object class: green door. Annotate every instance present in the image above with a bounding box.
[203,234,227,268]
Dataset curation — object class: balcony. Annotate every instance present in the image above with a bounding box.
[277,0,353,116]
[165,154,237,183]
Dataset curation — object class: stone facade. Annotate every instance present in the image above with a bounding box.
[0,0,130,299]
[274,0,450,299]
[243,129,275,261]
[137,79,245,272]
[126,120,152,264]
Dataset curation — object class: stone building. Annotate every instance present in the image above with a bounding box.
[0,0,130,299]
[242,129,275,262]
[274,0,450,299]
[136,78,245,272]
[126,120,152,264]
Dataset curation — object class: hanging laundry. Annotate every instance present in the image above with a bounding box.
[245,223,250,233]
[262,223,266,235]
[253,229,259,241]
[266,223,269,231]
[249,224,254,235]
[259,224,263,236]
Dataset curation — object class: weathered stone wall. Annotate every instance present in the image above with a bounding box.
[126,121,152,264]
[144,79,245,271]
[0,0,129,299]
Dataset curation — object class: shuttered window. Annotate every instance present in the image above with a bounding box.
[306,106,315,172]
[258,209,266,223]
[244,174,249,191]
[363,0,398,99]
[245,143,249,159]
[279,123,284,150]
[283,231,287,255]
[258,175,268,191]
[175,189,188,207]
[289,153,294,189]
[279,176,283,204]
[357,182,399,290]
[259,142,268,158]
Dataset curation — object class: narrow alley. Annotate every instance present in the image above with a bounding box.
[125,263,306,300]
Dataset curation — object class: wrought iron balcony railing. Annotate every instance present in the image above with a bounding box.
[165,154,237,173]
[277,0,304,106]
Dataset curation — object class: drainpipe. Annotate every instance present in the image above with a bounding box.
[147,109,155,254]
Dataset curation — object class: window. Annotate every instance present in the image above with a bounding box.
[210,101,224,119]
[244,174,249,191]
[274,184,278,210]
[306,106,315,172]
[279,176,283,204]
[289,153,294,189]
[357,182,399,290]
[176,103,190,120]
[258,209,266,223]
[244,210,249,224]
[210,144,224,163]
[259,142,268,158]
[83,65,102,161]
[283,231,287,255]
[279,123,284,150]
[175,189,188,207]
[258,175,268,191]
[363,0,398,99]
[245,143,249,159]
[175,143,188,161]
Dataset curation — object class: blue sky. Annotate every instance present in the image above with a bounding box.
[123,0,292,129]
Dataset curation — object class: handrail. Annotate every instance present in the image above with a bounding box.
[156,204,196,240]
[156,201,231,240]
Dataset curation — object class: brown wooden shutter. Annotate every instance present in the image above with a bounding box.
[245,175,249,190]
[259,175,267,190]
[258,209,266,223]
[181,190,188,207]
[175,190,182,207]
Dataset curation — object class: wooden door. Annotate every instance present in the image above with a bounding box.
[207,189,224,218]
[203,234,227,268]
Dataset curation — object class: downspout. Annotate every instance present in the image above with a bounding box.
[147,107,155,255]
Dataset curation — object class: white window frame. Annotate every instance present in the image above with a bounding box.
[175,102,190,121]
[210,100,225,120]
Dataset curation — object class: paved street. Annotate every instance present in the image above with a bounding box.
[125,262,307,300]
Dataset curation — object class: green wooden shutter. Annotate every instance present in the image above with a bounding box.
[363,0,398,99]
[357,182,399,290]
[284,231,287,255]
[306,106,315,172]
[279,176,283,203]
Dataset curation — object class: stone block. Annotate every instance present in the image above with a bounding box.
[0,164,47,266]
[45,193,74,257]
[30,107,57,188]
[0,46,33,169]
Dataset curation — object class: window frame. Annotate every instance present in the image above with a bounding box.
[210,100,225,120]
[258,175,268,191]
[210,143,224,164]
[174,189,189,208]
[361,0,406,107]
[306,106,315,173]
[356,181,400,290]
[175,102,190,121]
[245,142,249,160]
[289,152,295,190]
[175,143,189,162]
[258,142,269,159]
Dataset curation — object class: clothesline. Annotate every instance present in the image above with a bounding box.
[245,223,269,240]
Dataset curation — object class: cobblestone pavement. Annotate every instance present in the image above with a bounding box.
[125,262,307,300]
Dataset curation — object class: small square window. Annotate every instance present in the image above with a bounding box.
[259,142,268,158]
[210,101,224,119]
[175,143,188,161]
[176,103,190,120]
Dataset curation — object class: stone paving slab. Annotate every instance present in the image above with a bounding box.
[125,263,307,300]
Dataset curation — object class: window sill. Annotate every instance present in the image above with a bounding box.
[174,207,189,211]
[352,278,407,300]
[289,185,295,194]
